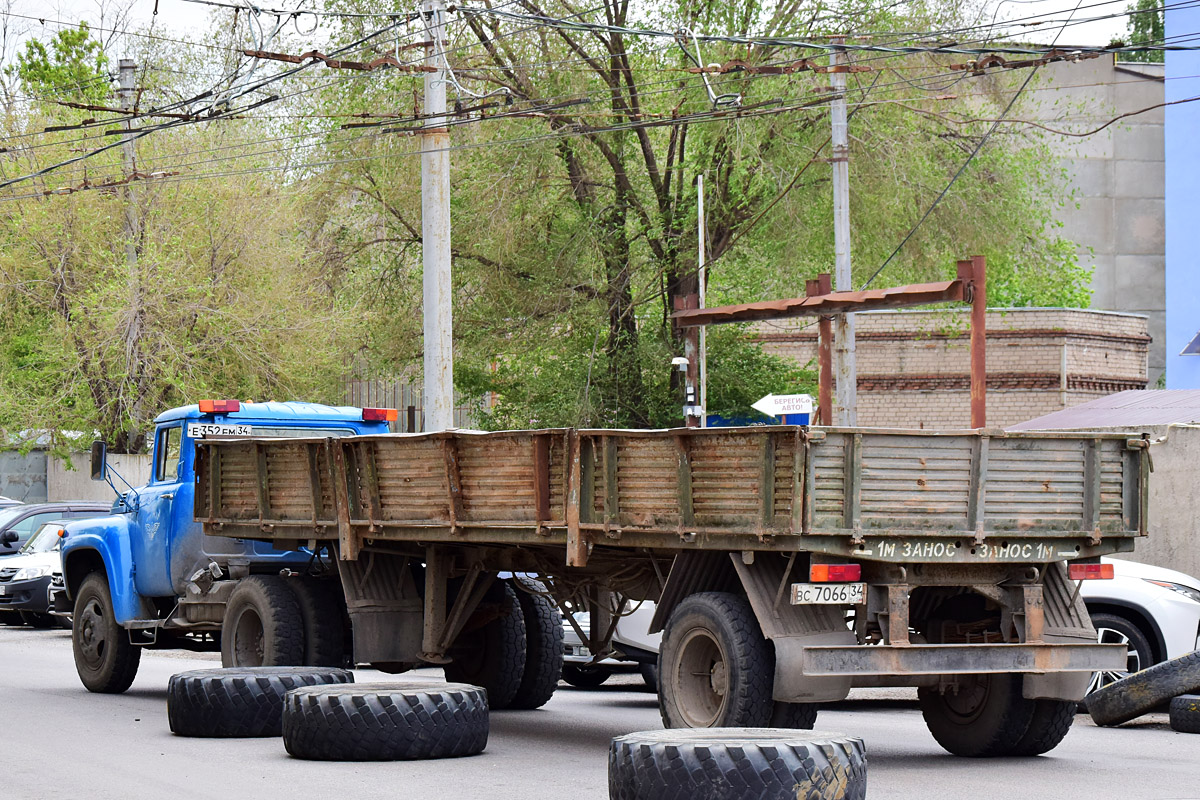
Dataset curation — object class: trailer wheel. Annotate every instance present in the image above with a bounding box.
[1169,694,1200,734]
[167,666,352,737]
[283,682,489,761]
[72,572,141,694]
[562,664,612,688]
[1008,699,1076,756]
[1087,650,1200,727]
[286,578,346,668]
[609,728,867,800]
[770,701,819,730]
[659,592,774,729]
[508,586,563,709]
[918,673,1036,757]
[221,576,305,668]
[444,583,527,709]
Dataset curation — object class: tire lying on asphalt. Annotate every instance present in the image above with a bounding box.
[167,666,353,738]
[508,585,563,710]
[609,728,866,800]
[1087,650,1200,727]
[1169,694,1200,734]
[282,682,489,761]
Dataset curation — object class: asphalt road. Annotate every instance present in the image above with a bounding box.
[1,625,1195,800]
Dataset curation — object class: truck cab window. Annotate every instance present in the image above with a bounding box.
[155,426,182,482]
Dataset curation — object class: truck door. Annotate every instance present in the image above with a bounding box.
[131,424,183,597]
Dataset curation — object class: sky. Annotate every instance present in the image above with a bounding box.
[16,0,1135,59]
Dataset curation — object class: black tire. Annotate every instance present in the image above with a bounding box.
[562,663,612,688]
[444,583,527,709]
[283,682,489,761]
[1169,694,1200,734]
[1088,650,1200,727]
[658,592,774,729]
[639,663,658,693]
[918,673,1036,757]
[286,578,346,667]
[167,666,353,738]
[1085,612,1155,696]
[1008,699,1076,756]
[221,576,305,668]
[509,587,563,709]
[72,572,141,694]
[769,701,819,730]
[609,728,867,800]
[20,611,55,629]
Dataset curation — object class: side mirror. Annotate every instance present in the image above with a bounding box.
[0,531,16,544]
[90,440,108,482]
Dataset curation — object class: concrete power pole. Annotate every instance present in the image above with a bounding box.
[830,40,857,426]
[117,60,139,282]
[421,0,454,431]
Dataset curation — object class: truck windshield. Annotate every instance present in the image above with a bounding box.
[20,522,65,555]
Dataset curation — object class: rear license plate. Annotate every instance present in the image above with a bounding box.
[790,582,865,605]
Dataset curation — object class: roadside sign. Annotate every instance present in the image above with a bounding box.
[751,393,813,418]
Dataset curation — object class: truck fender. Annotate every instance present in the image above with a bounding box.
[62,517,153,626]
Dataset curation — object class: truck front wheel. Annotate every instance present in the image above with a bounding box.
[658,592,773,729]
[221,576,305,668]
[73,573,141,693]
[918,673,1037,757]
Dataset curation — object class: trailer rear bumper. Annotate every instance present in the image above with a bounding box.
[800,642,1126,676]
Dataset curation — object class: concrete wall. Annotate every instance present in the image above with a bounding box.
[0,451,48,503]
[1164,5,1200,387]
[1126,424,1200,580]
[1029,57,1166,383]
[47,454,152,502]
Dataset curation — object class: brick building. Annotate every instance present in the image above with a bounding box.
[751,308,1149,429]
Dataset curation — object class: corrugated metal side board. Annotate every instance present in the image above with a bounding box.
[984,438,1086,531]
[458,435,538,522]
[213,442,259,520]
[365,438,448,522]
[690,432,762,525]
[615,436,680,527]
[859,434,972,530]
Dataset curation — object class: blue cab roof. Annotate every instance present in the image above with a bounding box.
[155,401,378,425]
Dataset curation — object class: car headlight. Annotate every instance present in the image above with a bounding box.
[13,565,53,581]
[1145,579,1200,604]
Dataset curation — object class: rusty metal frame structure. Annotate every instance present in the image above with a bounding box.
[673,256,988,428]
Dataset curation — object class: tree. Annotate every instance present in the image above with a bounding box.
[1122,0,1164,63]
[9,23,110,103]
[313,0,1089,429]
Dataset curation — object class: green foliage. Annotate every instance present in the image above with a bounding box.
[1122,0,1165,63]
[9,24,110,104]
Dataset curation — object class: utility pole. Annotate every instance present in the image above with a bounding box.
[117,60,139,290]
[421,0,454,431]
[697,173,707,428]
[830,39,857,426]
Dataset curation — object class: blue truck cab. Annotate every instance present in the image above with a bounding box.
[61,400,393,692]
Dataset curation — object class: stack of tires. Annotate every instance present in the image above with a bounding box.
[1086,650,1200,732]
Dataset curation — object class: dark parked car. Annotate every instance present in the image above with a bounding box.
[0,502,111,557]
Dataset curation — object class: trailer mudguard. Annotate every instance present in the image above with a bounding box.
[61,515,154,626]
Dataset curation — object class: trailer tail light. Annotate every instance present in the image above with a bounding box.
[810,563,861,582]
[198,399,241,413]
[1068,562,1114,580]
[362,408,398,422]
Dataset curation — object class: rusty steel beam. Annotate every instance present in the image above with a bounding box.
[963,256,988,428]
[673,278,966,328]
[805,274,834,425]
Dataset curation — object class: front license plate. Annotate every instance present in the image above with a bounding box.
[187,423,252,439]
[790,582,865,605]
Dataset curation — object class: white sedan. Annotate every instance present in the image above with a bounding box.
[1081,557,1200,693]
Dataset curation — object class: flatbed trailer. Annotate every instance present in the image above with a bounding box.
[194,424,1149,756]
